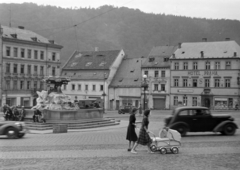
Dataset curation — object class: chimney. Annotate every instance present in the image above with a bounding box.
[18,26,24,29]
[225,38,230,41]
[178,43,181,48]
[200,51,204,58]
[49,40,55,44]
[95,47,98,51]
[234,52,237,57]
[172,53,175,58]
[202,38,207,42]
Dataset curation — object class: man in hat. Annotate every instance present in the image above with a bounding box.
[19,106,26,121]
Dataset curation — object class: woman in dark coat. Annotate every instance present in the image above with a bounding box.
[131,109,153,154]
[126,108,138,151]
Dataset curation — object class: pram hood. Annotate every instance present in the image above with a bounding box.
[160,129,181,142]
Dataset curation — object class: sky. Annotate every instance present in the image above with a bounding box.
[1,0,240,21]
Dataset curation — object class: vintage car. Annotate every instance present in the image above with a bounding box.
[164,106,238,136]
[118,105,136,114]
[0,120,27,139]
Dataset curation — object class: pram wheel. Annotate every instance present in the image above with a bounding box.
[160,148,167,154]
[171,147,179,154]
[150,145,157,152]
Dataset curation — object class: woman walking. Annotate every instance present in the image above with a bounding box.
[126,108,138,151]
[131,109,153,154]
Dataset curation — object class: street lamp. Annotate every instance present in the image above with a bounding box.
[142,74,148,111]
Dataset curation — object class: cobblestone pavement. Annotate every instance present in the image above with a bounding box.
[0,110,240,170]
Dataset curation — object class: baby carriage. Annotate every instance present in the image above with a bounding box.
[149,128,181,154]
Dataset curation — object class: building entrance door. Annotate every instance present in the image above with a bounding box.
[204,98,210,108]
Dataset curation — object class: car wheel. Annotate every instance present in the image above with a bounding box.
[150,145,157,152]
[176,126,187,137]
[18,134,25,138]
[6,127,19,139]
[160,148,167,154]
[171,147,179,154]
[222,124,236,136]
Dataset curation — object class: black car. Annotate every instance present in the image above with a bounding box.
[164,106,238,136]
[0,120,27,139]
[118,105,136,114]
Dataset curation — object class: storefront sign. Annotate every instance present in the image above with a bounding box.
[177,89,193,93]
[187,71,218,76]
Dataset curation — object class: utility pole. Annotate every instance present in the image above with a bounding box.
[0,25,3,107]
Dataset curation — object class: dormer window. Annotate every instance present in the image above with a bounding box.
[134,78,138,81]
[130,69,135,73]
[164,58,169,62]
[99,62,106,66]
[149,57,155,62]
[11,34,17,38]
[31,37,37,41]
[86,62,92,67]
[119,78,123,82]
[70,62,77,67]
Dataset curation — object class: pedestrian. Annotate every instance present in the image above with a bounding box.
[131,109,153,154]
[138,104,142,115]
[5,107,13,121]
[13,107,20,121]
[126,107,138,151]
[19,106,26,121]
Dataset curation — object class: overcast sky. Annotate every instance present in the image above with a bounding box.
[1,0,240,20]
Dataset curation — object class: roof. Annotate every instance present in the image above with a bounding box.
[172,41,240,59]
[142,46,177,68]
[1,25,61,47]
[109,57,146,88]
[62,50,122,70]
[61,70,109,80]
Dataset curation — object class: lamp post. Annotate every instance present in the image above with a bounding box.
[142,74,148,111]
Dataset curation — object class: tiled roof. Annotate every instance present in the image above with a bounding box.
[61,70,109,80]
[109,57,146,88]
[172,41,240,59]
[142,46,177,68]
[2,25,55,44]
[62,50,122,70]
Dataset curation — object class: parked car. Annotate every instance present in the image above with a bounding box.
[0,120,27,139]
[118,105,136,114]
[164,106,238,136]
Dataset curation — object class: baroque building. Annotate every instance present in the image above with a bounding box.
[170,40,240,110]
[0,25,62,107]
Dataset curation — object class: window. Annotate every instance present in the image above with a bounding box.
[226,61,231,69]
[6,63,10,73]
[6,80,10,90]
[144,71,148,76]
[52,52,56,61]
[179,110,188,116]
[174,62,179,70]
[85,85,88,91]
[174,79,179,87]
[63,85,67,90]
[6,46,11,56]
[183,96,188,106]
[205,79,210,87]
[164,57,169,62]
[205,61,210,70]
[183,62,188,70]
[13,80,17,90]
[154,84,158,91]
[193,62,198,70]
[40,51,44,60]
[34,50,38,59]
[21,48,25,58]
[100,85,103,91]
[225,79,231,87]
[40,66,44,75]
[192,79,198,87]
[28,49,31,59]
[20,81,24,90]
[192,97,197,106]
[28,65,31,74]
[92,85,96,91]
[149,57,154,62]
[14,47,18,57]
[52,67,55,76]
[215,62,220,69]
[183,79,188,87]
[174,96,178,106]
[72,84,75,90]
[154,71,159,77]
[34,65,38,74]
[33,81,37,89]
[78,84,81,91]
[27,81,31,90]
[13,64,18,73]
[161,84,165,91]
[161,71,165,77]
[20,65,24,74]
[214,79,220,87]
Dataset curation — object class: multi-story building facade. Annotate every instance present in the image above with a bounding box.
[142,46,176,109]
[109,57,145,110]
[61,49,125,110]
[170,40,240,110]
[0,25,62,107]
